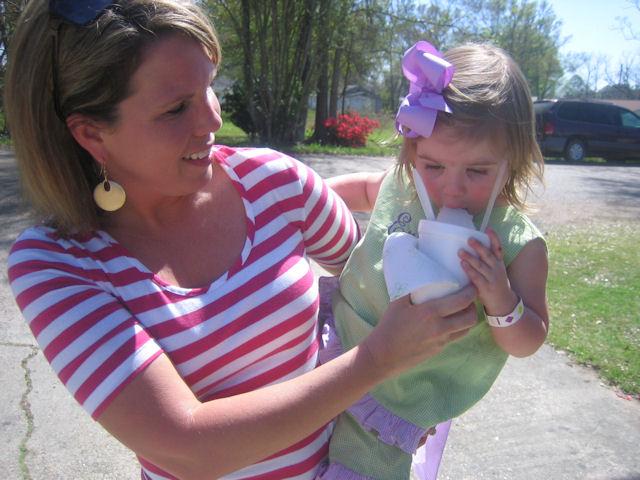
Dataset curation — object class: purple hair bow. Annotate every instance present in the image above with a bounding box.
[395,41,455,138]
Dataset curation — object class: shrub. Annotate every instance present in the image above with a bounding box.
[221,82,258,138]
[324,112,380,147]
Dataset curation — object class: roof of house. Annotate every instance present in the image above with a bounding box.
[605,99,640,112]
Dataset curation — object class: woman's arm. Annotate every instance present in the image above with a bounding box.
[326,170,387,212]
[97,287,478,480]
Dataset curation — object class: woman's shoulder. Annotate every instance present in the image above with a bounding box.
[212,145,313,189]
[212,145,299,170]
[8,225,114,272]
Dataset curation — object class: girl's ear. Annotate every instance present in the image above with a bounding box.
[65,114,108,165]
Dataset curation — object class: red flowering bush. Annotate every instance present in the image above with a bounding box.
[324,112,380,147]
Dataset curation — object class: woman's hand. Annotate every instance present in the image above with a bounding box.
[459,227,518,317]
[362,285,478,378]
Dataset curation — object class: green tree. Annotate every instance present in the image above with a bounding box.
[559,73,587,99]
[208,0,319,145]
[1,0,27,134]
[312,0,389,141]
[369,0,455,112]
[450,0,565,99]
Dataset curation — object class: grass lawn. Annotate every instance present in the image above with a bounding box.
[546,222,640,397]
[292,112,401,156]
[216,111,401,157]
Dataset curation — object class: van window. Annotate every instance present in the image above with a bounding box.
[586,105,616,126]
[621,110,640,128]
[557,103,585,121]
[534,101,555,114]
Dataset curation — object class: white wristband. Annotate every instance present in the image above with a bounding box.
[485,297,525,328]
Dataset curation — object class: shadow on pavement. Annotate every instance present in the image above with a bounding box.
[0,150,35,251]
[545,158,640,167]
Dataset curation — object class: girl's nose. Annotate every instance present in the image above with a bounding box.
[443,171,466,196]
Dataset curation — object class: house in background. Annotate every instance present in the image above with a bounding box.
[605,99,640,114]
[309,85,383,114]
[339,85,383,113]
[212,75,234,102]
[536,98,640,116]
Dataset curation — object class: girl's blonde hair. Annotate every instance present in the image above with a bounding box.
[5,0,220,235]
[399,43,544,211]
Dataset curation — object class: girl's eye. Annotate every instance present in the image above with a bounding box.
[468,168,488,175]
[424,164,442,170]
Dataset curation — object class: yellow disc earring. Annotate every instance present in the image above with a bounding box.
[93,165,126,212]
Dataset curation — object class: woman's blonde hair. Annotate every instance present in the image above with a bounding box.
[399,43,544,211]
[5,0,220,235]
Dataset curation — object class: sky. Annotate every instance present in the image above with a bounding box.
[546,0,640,83]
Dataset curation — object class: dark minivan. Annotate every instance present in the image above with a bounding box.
[535,100,640,161]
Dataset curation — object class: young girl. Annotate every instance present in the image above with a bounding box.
[319,41,549,479]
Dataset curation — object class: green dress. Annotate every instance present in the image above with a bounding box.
[327,169,545,479]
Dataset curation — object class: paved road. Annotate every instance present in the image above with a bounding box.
[300,155,640,232]
[1,150,639,479]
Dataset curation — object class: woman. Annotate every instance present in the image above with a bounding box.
[5,1,477,479]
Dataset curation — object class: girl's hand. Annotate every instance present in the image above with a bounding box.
[459,227,518,316]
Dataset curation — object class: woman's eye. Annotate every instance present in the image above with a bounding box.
[167,102,187,115]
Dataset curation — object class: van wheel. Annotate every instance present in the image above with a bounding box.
[564,139,586,162]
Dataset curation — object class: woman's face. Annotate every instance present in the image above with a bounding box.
[413,124,508,215]
[99,33,222,202]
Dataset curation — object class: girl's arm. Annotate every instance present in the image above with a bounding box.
[97,287,478,479]
[461,231,549,357]
[326,170,387,212]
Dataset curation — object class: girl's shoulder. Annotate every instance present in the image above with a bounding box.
[488,206,546,265]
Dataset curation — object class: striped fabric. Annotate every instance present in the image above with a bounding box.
[7,146,360,480]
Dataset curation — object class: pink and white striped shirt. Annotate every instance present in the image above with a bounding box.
[8,146,360,480]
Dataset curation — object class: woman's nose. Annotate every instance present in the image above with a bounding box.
[195,87,222,136]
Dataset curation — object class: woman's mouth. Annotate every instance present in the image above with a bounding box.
[182,146,213,165]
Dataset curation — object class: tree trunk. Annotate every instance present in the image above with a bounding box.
[310,0,332,143]
[328,46,343,118]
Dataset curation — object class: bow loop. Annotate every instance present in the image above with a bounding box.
[396,41,454,138]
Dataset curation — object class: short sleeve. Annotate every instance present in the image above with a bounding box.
[488,206,546,267]
[293,157,361,269]
[7,228,163,419]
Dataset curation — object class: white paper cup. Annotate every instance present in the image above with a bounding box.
[418,219,490,286]
[383,232,460,304]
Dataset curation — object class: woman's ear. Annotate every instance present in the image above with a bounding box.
[66,114,108,164]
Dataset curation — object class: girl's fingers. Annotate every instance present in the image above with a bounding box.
[486,227,504,260]
[461,259,489,285]
[466,238,494,265]
[459,249,491,280]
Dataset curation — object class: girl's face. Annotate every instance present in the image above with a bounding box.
[414,124,508,215]
[98,33,222,203]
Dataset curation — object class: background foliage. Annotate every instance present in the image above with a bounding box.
[1,0,639,144]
